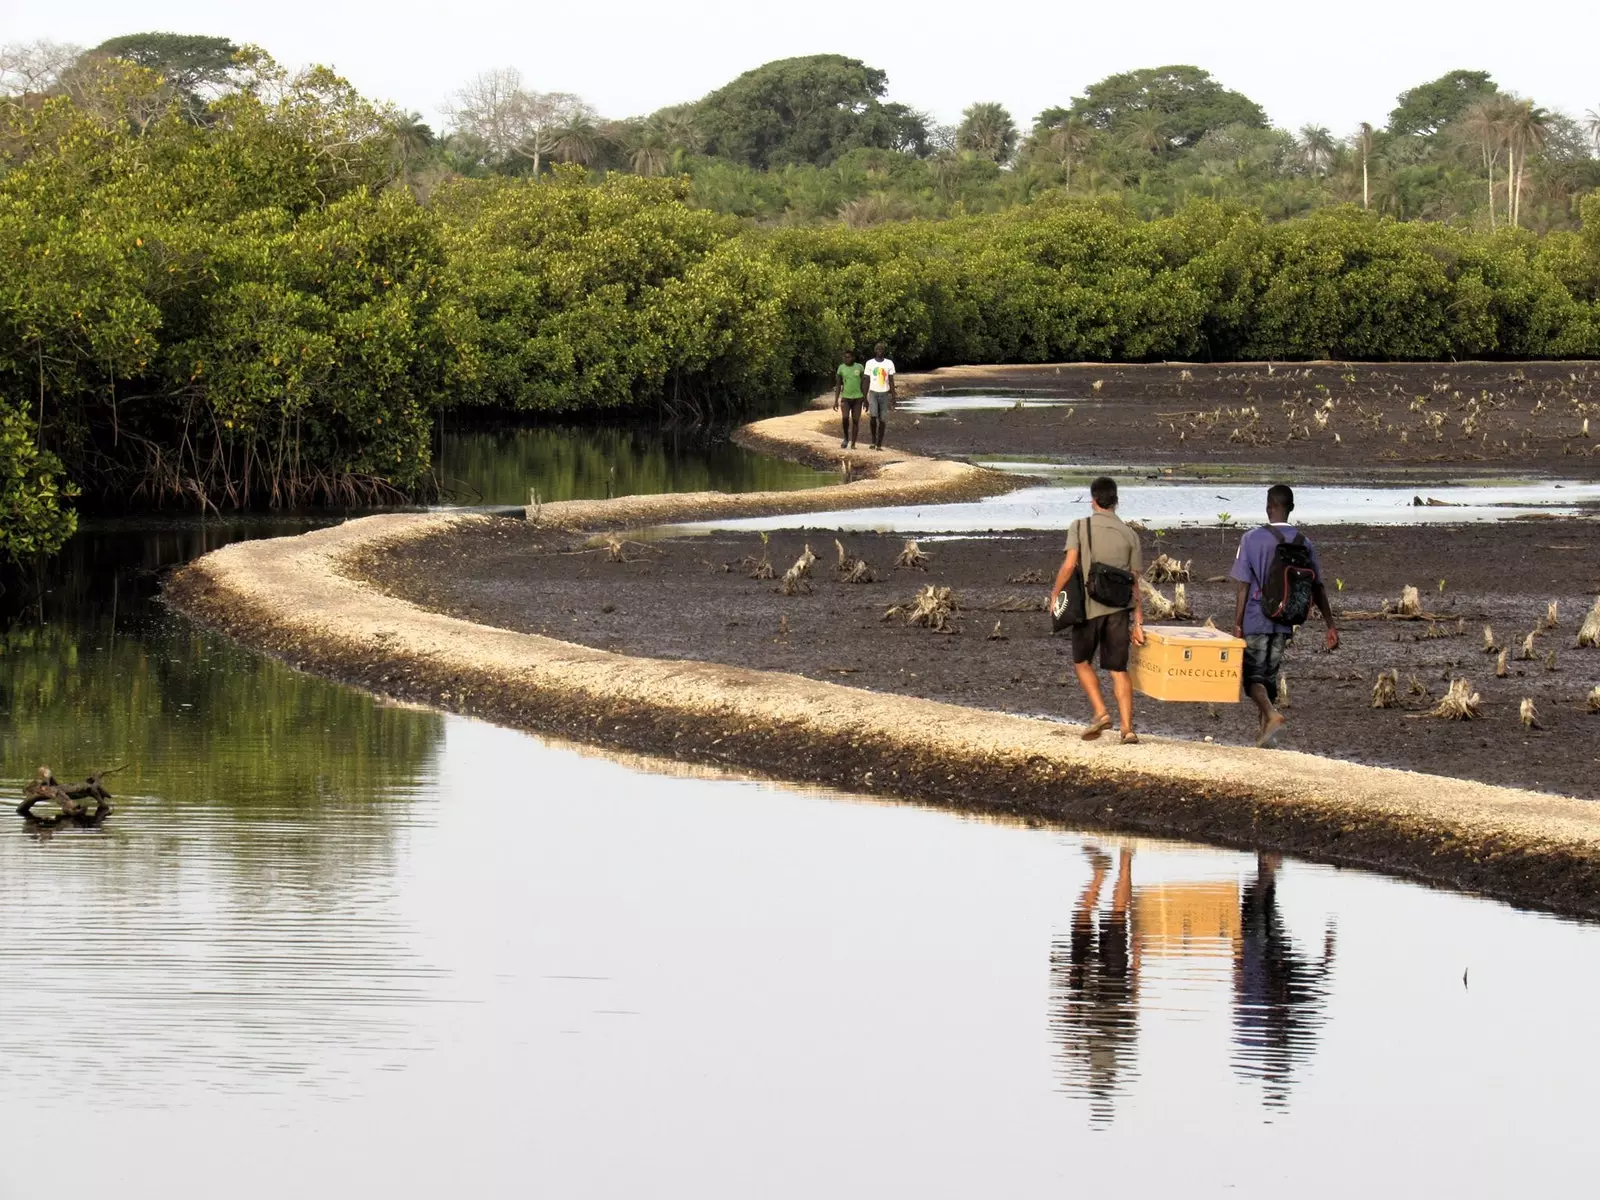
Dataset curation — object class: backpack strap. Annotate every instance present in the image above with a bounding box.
[1265,524,1305,547]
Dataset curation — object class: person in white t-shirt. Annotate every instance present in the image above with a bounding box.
[862,342,896,450]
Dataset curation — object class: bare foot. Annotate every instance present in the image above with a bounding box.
[1257,713,1287,748]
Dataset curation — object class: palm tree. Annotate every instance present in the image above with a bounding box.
[1046,116,1092,190]
[1297,125,1335,175]
[1503,99,1549,228]
[957,102,1018,164]
[627,126,670,176]
[387,110,435,183]
[1586,107,1600,152]
[1456,96,1511,228]
[552,111,602,166]
[655,107,704,156]
[1119,109,1169,157]
[1352,122,1374,209]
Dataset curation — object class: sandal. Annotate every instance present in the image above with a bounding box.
[1081,712,1113,741]
[1120,730,1140,745]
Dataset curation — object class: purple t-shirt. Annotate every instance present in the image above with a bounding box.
[1230,524,1322,636]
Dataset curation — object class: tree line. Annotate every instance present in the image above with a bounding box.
[4,40,1600,557]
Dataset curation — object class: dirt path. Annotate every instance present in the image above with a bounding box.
[355,519,1600,800]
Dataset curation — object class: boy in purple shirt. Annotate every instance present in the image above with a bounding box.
[1230,485,1339,748]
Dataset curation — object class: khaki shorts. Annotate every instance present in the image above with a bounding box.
[867,391,891,419]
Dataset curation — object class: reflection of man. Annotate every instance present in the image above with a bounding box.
[1050,845,1139,1126]
[1232,853,1336,1109]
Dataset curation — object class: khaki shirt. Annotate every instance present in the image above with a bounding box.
[1064,511,1143,619]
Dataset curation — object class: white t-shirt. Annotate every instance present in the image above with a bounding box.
[864,358,895,393]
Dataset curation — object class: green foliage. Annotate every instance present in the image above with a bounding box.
[0,399,76,560]
[91,31,241,99]
[0,57,468,520]
[686,55,930,169]
[1067,66,1267,149]
[1387,70,1497,137]
[5,45,1600,560]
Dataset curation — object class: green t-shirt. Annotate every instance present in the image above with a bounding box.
[837,362,865,400]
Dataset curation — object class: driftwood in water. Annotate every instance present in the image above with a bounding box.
[18,766,120,824]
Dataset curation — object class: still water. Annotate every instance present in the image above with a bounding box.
[2,426,1597,1198]
[435,421,835,506]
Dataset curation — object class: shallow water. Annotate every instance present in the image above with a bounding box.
[5,426,1599,1197]
[899,393,1080,413]
[436,422,836,506]
[685,480,1600,534]
[5,703,1600,1197]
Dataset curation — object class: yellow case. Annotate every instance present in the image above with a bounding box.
[1131,624,1246,703]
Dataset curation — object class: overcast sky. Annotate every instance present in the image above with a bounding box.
[8,0,1599,136]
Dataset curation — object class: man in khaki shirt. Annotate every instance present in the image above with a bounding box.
[1050,476,1145,743]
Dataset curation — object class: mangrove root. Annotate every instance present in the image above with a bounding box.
[894,540,930,571]
[1495,649,1509,678]
[1577,597,1600,647]
[780,545,817,596]
[1145,553,1191,584]
[1424,679,1482,720]
[1372,670,1398,708]
[890,585,960,632]
[1143,585,1176,620]
[1520,698,1545,730]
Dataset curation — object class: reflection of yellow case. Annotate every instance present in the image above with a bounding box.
[1131,625,1246,703]
[1134,883,1242,953]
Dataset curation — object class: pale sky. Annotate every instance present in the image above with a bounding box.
[7,0,1599,136]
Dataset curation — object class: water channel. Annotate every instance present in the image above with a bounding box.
[1,421,1595,1198]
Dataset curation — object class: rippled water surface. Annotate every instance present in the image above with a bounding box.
[4,429,1599,1198]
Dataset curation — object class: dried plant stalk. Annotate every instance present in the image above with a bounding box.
[1372,670,1398,708]
[1577,597,1600,648]
[1427,679,1482,720]
[894,539,930,570]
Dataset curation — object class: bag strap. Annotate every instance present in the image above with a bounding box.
[1265,524,1285,543]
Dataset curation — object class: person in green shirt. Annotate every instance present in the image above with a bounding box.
[833,350,866,449]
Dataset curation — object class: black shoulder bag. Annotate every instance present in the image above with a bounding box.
[1050,519,1088,632]
[1085,518,1137,610]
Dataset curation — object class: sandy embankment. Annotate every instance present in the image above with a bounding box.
[168,391,1600,917]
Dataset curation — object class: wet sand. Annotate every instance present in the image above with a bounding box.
[891,361,1600,478]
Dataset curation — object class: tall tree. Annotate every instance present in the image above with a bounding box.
[444,68,589,175]
[957,102,1017,163]
[1067,65,1266,148]
[552,110,602,166]
[1352,122,1374,209]
[1456,96,1510,227]
[1045,115,1092,190]
[91,32,241,119]
[1586,107,1600,152]
[1297,125,1336,174]
[1387,69,1496,137]
[1120,108,1171,156]
[0,40,83,96]
[688,55,927,169]
[1503,99,1550,227]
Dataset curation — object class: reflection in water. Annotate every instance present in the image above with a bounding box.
[1234,853,1337,1108]
[1052,845,1335,1124]
[1052,847,1139,1126]
[435,422,836,507]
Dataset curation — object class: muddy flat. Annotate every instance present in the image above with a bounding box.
[354,517,1600,799]
[891,362,1600,477]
